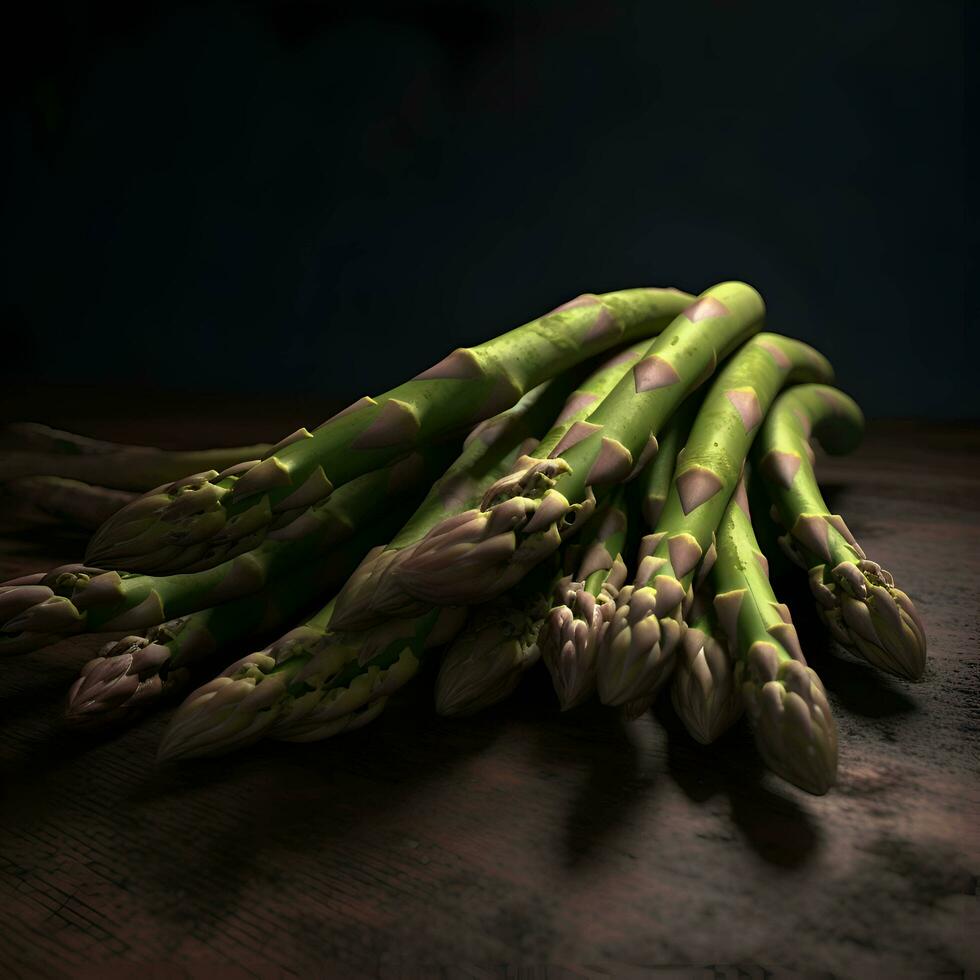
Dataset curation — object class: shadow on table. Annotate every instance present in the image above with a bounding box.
[515,666,657,870]
[654,696,820,869]
[105,675,512,928]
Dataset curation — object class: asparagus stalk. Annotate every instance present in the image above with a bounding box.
[328,370,588,630]
[87,288,696,573]
[753,384,926,679]
[0,423,273,491]
[157,602,465,759]
[65,537,373,724]
[538,489,630,710]
[328,342,656,631]
[156,600,338,760]
[155,371,585,757]
[391,282,768,608]
[3,477,136,529]
[612,395,704,719]
[712,479,838,794]
[669,579,743,744]
[597,333,835,707]
[0,452,440,655]
[156,370,591,759]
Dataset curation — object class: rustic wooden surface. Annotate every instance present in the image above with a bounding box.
[0,400,978,978]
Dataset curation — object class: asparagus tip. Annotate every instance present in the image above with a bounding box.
[746,661,838,796]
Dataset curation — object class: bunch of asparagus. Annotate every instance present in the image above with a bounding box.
[0,282,927,795]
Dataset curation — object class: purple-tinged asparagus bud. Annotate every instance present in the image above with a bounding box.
[157,645,295,761]
[596,577,687,706]
[670,624,743,745]
[329,546,431,631]
[392,486,596,608]
[436,598,544,716]
[740,655,838,795]
[809,558,926,679]
[538,571,622,711]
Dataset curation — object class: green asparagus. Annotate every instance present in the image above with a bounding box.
[87,289,695,573]
[434,555,565,716]
[597,333,834,707]
[713,478,837,794]
[66,541,373,724]
[391,282,767,608]
[0,422,273,491]
[329,342,653,629]
[3,477,136,529]
[0,452,441,654]
[157,602,465,759]
[753,384,926,679]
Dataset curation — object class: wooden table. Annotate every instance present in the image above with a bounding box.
[1,401,977,977]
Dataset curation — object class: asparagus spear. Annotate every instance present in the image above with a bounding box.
[0,423,273,491]
[87,288,696,573]
[157,602,465,759]
[156,372,584,757]
[538,488,630,710]
[597,333,835,707]
[435,555,564,717]
[712,479,838,795]
[391,282,768,607]
[753,384,927,679]
[0,452,440,655]
[669,579,743,744]
[3,477,136,529]
[612,394,704,718]
[328,371,588,630]
[65,537,374,725]
[156,600,338,760]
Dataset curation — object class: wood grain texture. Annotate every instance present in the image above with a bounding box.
[1,405,978,978]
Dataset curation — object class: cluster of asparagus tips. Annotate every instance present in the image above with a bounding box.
[538,490,629,710]
[0,282,930,805]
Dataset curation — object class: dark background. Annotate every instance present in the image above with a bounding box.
[1,1,973,420]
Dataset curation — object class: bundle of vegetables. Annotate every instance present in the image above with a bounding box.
[0,282,927,796]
